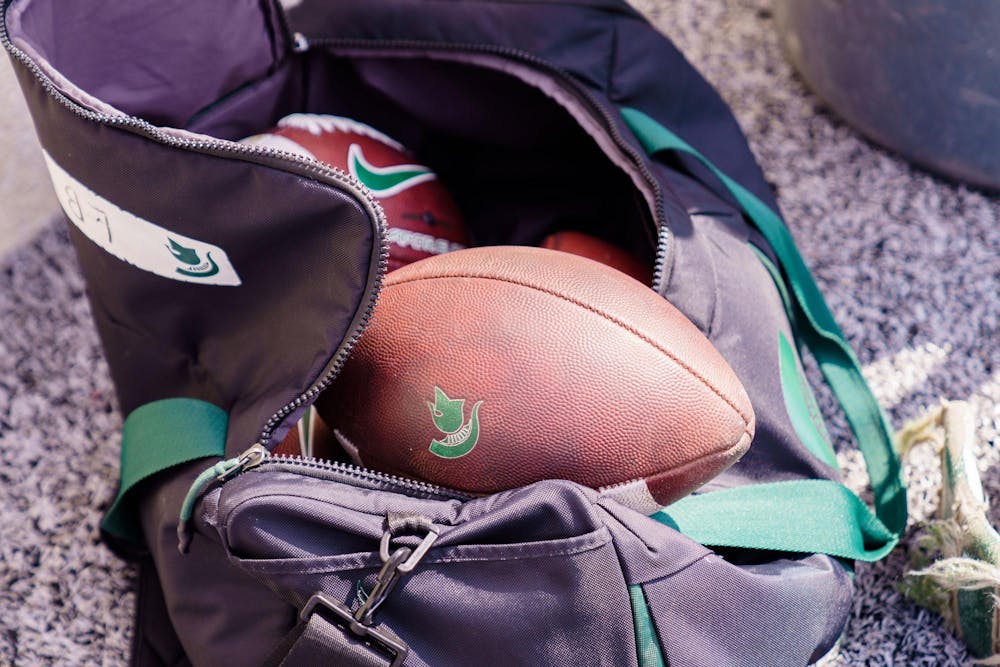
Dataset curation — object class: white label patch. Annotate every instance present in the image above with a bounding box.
[43,151,242,286]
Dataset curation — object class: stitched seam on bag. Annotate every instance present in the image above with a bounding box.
[229,529,612,575]
[627,552,719,587]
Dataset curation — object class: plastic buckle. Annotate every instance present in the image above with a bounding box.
[300,592,409,667]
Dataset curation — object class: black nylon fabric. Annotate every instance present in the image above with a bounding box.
[272,614,396,667]
[282,0,781,214]
[193,471,849,667]
[292,54,659,255]
[3,0,858,665]
[132,559,190,667]
[140,461,296,666]
[201,474,641,667]
[6,0,286,126]
[5,53,382,454]
[642,554,853,667]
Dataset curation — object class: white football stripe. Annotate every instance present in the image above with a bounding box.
[277,113,406,151]
[238,133,318,161]
[599,479,664,515]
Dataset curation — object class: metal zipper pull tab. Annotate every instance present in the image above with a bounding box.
[292,32,310,53]
[177,443,269,553]
[217,443,269,482]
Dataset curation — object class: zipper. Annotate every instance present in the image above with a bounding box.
[177,443,470,552]
[296,34,674,292]
[256,450,471,500]
[4,8,672,458]
[1,12,390,450]
[199,442,469,502]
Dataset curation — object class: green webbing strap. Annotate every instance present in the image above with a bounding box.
[101,398,228,544]
[656,480,896,561]
[620,107,906,556]
[629,585,667,667]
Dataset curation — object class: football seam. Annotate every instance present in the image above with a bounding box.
[599,423,754,496]
[387,272,754,432]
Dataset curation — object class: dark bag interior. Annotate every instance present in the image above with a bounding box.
[10,0,660,277]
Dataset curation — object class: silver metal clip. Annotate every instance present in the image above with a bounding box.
[291,32,309,53]
[216,443,267,483]
[177,443,269,554]
[380,519,440,574]
[354,516,440,625]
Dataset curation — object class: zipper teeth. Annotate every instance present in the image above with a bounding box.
[259,232,389,444]
[264,39,670,437]
[3,22,345,178]
[5,14,669,443]
[261,452,471,500]
[1,14,390,447]
[307,36,672,290]
[652,223,671,290]
[258,170,388,445]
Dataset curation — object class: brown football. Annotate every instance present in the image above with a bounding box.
[314,246,754,512]
[241,113,469,272]
[539,230,652,285]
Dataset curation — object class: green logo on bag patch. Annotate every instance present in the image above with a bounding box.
[168,238,220,278]
[428,387,482,459]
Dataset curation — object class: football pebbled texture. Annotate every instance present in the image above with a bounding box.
[314,245,754,512]
[540,230,652,285]
[241,113,469,272]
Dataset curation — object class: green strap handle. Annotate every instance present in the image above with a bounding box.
[620,107,906,559]
[658,480,897,561]
[101,398,227,544]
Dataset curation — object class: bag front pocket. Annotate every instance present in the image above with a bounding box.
[201,469,641,667]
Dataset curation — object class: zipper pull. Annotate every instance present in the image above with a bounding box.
[292,32,310,54]
[177,443,269,554]
[218,443,269,482]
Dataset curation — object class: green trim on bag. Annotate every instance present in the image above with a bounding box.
[778,331,839,469]
[629,585,666,667]
[621,106,906,556]
[753,245,838,468]
[749,244,795,325]
[655,480,897,562]
[101,398,228,543]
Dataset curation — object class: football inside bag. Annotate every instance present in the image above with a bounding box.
[2,1,907,666]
